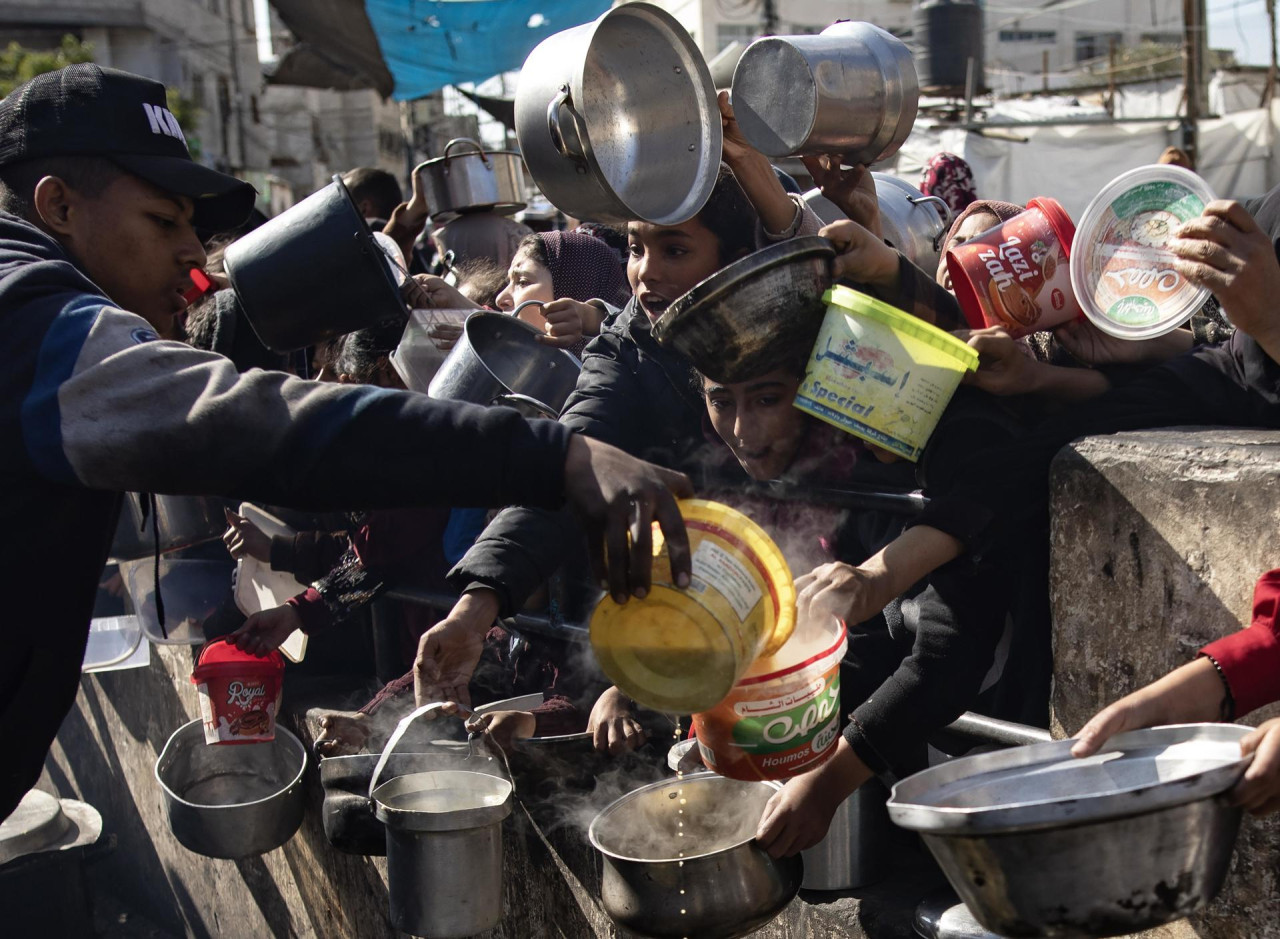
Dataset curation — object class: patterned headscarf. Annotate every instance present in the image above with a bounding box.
[920,152,978,213]
[942,199,1024,251]
[537,229,631,307]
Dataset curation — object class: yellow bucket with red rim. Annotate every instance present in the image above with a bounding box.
[590,499,796,714]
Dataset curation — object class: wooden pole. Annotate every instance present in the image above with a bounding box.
[1107,36,1117,117]
[1181,0,1199,166]
[1262,0,1277,108]
[1042,49,1049,92]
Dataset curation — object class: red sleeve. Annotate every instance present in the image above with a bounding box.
[285,588,332,634]
[357,669,415,716]
[531,695,587,737]
[1200,568,1280,717]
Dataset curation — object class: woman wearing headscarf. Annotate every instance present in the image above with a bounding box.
[920,152,978,214]
[496,229,631,356]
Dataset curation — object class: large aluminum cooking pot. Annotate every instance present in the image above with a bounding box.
[428,311,581,415]
[652,236,834,383]
[889,724,1252,938]
[416,138,526,218]
[515,2,721,225]
[155,719,306,859]
[873,173,951,271]
[589,772,802,939]
[732,21,918,163]
[225,175,408,352]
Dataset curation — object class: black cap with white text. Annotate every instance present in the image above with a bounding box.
[0,64,255,231]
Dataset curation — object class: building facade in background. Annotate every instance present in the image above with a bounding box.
[652,0,1183,82]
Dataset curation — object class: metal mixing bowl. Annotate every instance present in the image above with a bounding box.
[589,772,802,939]
[888,724,1252,938]
[651,236,835,384]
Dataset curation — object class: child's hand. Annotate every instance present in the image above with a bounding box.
[588,686,648,755]
[1173,200,1280,347]
[229,604,301,657]
[403,274,478,312]
[533,298,592,349]
[795,561,890,628]
[466,709,537,751]
[821,219,899,292]
[957,326,1042,396]
[1234,718,1280,815]
[223,509,270,562]
[803,155,882,238]
[756,738,871,857]
[717,90,758,168]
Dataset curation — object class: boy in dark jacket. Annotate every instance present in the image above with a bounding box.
[0,64,691,821]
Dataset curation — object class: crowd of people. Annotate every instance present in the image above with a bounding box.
[2,60,1278,871]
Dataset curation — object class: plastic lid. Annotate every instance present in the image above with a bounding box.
[191,638,284,680]
[824,285,980,371]
[1070,164,1216,340]
[1026,197,1076,259]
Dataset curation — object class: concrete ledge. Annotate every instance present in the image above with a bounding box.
[1049,428,1280,939]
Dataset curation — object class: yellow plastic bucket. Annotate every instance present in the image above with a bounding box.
[794,285,979,462]
[589,499,796,714]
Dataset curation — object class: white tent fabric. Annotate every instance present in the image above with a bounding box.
[882,100,1278,218]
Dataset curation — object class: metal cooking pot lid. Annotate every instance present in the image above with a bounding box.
[888,723,1252,835]
[0,789,103,867]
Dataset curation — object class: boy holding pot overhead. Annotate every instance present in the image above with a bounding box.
[0,64,692,822]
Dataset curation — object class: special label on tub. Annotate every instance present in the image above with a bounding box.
[794,298,971,462]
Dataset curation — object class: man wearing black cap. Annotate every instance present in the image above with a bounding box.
[0,64,693,822]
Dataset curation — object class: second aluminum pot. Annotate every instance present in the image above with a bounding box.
[801,779,891,890]
[415,137,526,218]
[732,21,918,163]
[427,311,581,415]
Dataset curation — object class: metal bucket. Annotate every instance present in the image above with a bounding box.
[225,175,408,352]
[731,21,918,163]
[515,2,721,225]
[800,780,891,890]
[368,703,514,938]
[427,311,581,414]
[154,719,306,858]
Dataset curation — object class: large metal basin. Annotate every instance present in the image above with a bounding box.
[155,719,306,859]
[589,772,802,939]
[652,237,834,383]
[888,724,1252,938]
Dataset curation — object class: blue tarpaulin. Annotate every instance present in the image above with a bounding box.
[364,0,612,100]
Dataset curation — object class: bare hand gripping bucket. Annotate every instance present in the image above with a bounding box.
[590,500,796,715]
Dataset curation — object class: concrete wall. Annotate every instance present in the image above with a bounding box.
[1049,428,1280,939]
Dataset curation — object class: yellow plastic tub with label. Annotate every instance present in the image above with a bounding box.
[590,500,796,714]
[794,285,979,461]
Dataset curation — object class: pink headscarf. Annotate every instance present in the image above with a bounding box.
[538,230,631,307]
[920,153,978,213]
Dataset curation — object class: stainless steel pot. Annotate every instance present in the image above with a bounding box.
[873,173,951,273]
[515,2,721,225]
[652,236,835,383]
[801,779,891,891]
[155,719,306,859]
[225,175,408,352]
[731,21,918,163]
[427,312,581,414]
[416,138,526,218]
[110,493,234,561]
[369,703,514,939]
[889,724,1252,938]
[589,772,802,939]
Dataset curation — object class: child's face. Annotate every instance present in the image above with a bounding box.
[935,209,1001,292]
[495,249,554,312]
[53,171,207,331]
[703,369,807,481]
[626,218,722,321]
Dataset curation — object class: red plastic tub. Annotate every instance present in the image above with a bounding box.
[947,197,1082,338]
[190,639,284,745]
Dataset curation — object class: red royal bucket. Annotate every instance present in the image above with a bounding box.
[947,197,1082,338]
[190,639,284,745]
